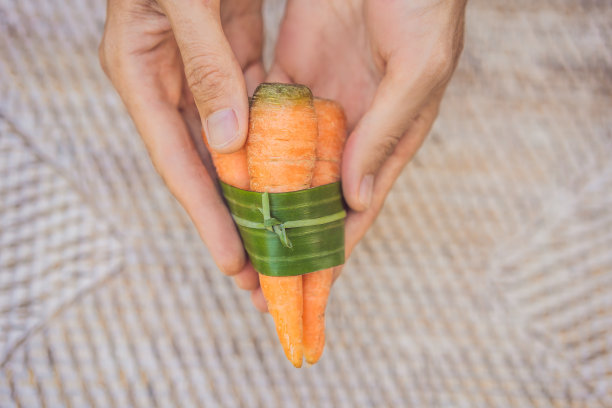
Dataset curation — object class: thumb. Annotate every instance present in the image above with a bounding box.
[160,0,248,153]
[341,72,433,211]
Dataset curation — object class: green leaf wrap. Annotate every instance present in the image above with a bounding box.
[220,181,346,277]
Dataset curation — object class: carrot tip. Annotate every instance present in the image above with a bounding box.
[304,356,321,366]
[304,341,325,365]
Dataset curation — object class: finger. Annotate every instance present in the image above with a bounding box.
[332,265,344,283]
[127,90,248,277]
[233,262,260,291]
[244,62,265,95]
[220,0,265,94]
[341,66,446,212]
[344,95,442,256]
[251,288,268,313]
[264,64,292,83]
[159,0,248,153]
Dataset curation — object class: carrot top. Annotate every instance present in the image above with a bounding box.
[252,83,313,106]
[247,83,318,193]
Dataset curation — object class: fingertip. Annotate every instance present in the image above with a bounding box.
[187,191,248,279]
[212,243,247,277]
[233,263,260,291]
[251,289,268,313]
[203,100,248,154]
[341,133,371,212]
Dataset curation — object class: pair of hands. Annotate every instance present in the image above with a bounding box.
[99,0,466,312]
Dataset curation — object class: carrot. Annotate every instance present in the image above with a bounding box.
[303,98,347,364]
[247,83,318,368]
[311,99,347,186]
[202,132,250,190]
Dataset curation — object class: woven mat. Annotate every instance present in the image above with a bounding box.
[1,0,611,406]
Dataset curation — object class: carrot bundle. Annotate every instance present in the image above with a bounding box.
[205,84,346,367]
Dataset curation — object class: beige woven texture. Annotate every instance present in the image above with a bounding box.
[1,0,611,407]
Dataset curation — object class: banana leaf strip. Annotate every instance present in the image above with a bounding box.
[220,181,346,276]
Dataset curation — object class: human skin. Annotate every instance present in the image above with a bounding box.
[255,0,467,309]
[99,0,467,312]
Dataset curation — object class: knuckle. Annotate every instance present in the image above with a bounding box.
[371,131,403,172]
[428,27,465,85]
[428,43,456,84]
[98,39,110,75]
[184,55,230,105]
[98,34,122,79]
[380,131,403,157]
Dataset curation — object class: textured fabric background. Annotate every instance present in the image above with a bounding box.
[1,0,611,407]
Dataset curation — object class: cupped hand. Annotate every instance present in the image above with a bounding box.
[263,0,466,284]
[99,0,264,296]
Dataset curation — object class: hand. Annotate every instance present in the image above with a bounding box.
[99,0,264,295]
[266,0,466,282]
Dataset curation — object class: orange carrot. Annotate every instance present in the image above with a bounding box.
[311,99,347,186]
[303,98,347,364]
[202,131,250,190]
[247,83,318,368]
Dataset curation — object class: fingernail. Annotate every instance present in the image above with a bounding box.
[205,108,239,149]
[359,174,374,209]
